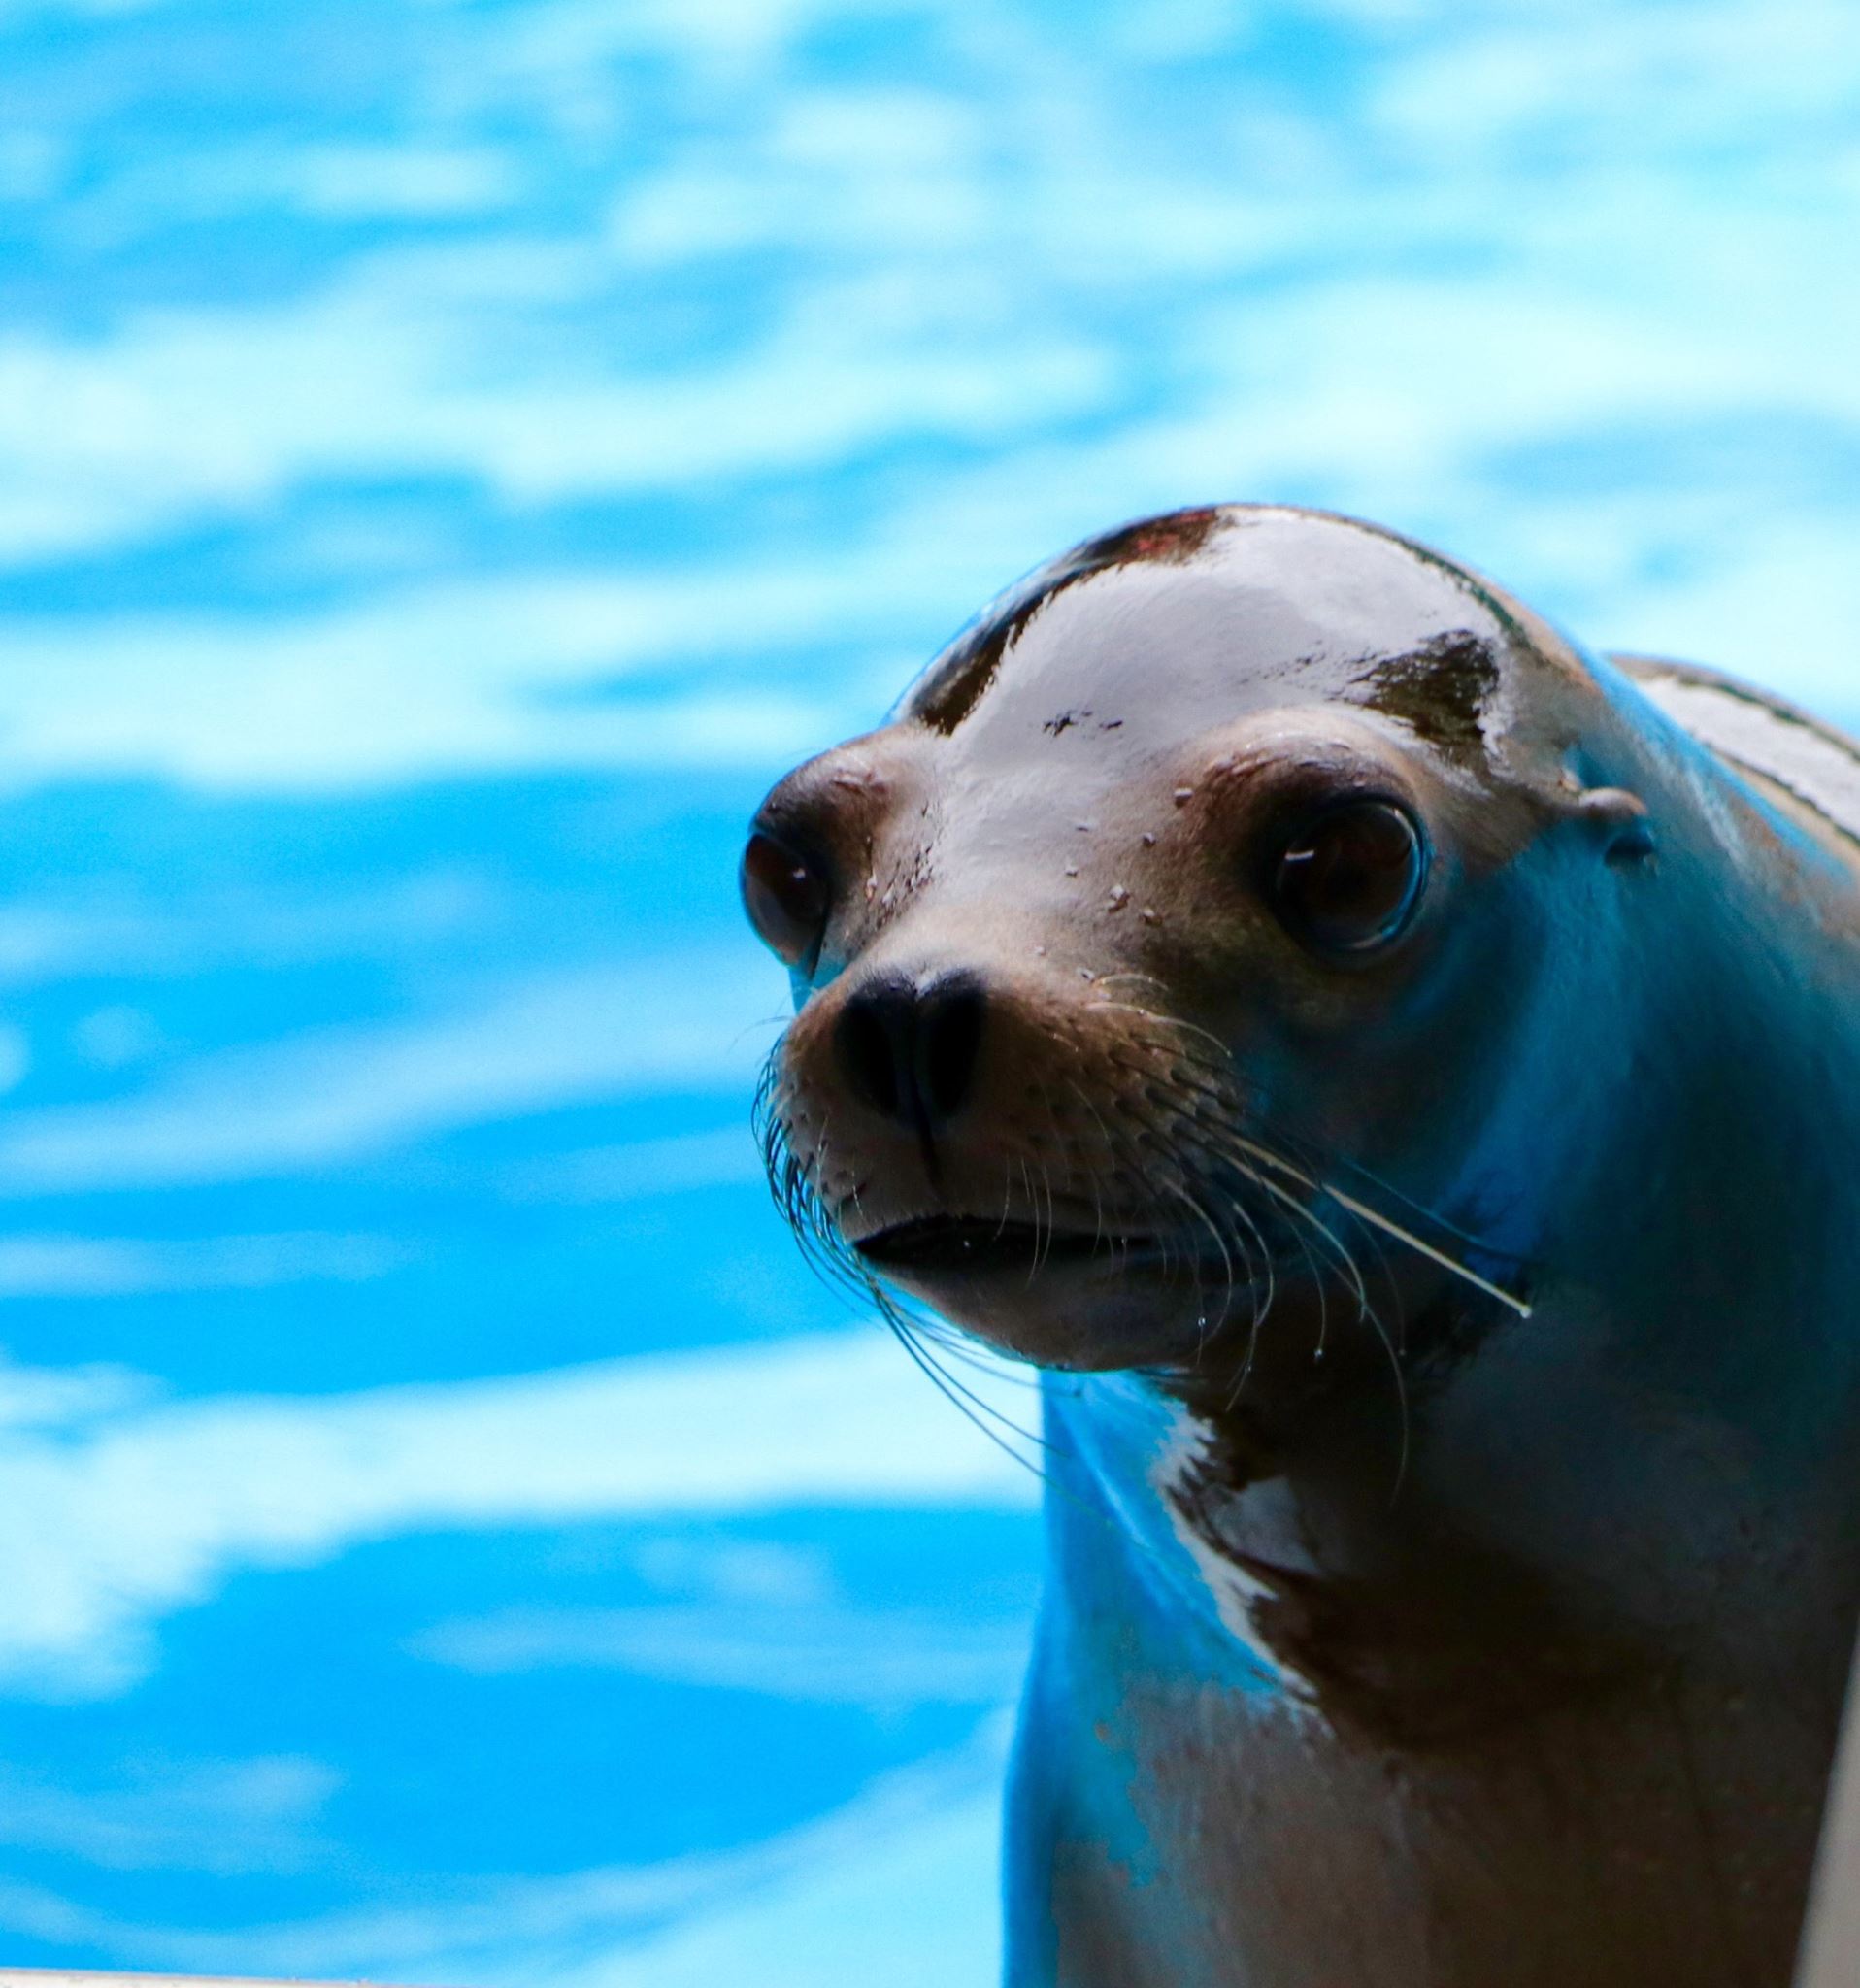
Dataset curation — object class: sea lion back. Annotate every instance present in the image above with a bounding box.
[1615,653,1860,862]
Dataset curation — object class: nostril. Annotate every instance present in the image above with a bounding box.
[835,989,904,1120]
[917,972,986,1122]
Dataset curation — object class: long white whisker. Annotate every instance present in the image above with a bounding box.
[1219,1131,1532,1319]
[1326,1188,1532,1317]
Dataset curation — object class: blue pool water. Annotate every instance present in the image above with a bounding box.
[1,2,1858,1981]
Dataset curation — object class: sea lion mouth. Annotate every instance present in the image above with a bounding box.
[852,1213,1163,1279]
[846,1205,1278,1369]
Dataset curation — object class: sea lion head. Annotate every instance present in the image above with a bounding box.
[743,505,1663,1377]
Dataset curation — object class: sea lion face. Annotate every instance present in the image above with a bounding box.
[745,507,1645,1374]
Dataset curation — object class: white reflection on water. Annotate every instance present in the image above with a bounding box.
[0,1332,1035,1699]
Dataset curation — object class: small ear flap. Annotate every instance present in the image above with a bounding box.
[1572,785,1655,865]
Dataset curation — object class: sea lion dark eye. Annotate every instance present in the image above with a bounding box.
[1271,800,1426,955]
[741,828,832,969]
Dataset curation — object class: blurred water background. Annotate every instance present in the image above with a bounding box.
[1,0,1858,1981]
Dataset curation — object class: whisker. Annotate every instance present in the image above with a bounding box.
[1062,1076,1115,1255]
[1325,1188,1533,1318]
[1091,995,1533,1317]
[1015,1155,1039,1288]
[1214,1127,1531,1319]
[880,1298,1056,1465]
[1156,1175,1246,1372]
[885,1316,1056,1481]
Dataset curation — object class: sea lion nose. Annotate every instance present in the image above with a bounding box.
[835,967,987,1133]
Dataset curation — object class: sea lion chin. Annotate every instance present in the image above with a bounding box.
[742,503,1860,1988]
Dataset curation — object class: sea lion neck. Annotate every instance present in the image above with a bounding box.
[1077,883,1860,1746]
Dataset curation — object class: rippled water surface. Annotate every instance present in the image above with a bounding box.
[2,1,1858,1980]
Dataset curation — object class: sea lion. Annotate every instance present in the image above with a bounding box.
[740,504,1860,1987]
